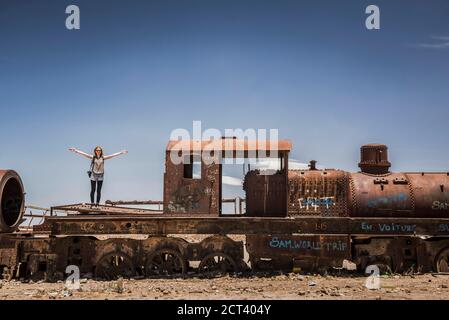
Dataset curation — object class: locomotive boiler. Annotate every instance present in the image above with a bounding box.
[1,139,449,281]
[285,144,449,218]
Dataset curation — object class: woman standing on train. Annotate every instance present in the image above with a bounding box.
[68,146,128,206]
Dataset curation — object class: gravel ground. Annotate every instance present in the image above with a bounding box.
[1,273,449,300]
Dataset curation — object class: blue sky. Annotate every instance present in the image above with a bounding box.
[0,0,448,207]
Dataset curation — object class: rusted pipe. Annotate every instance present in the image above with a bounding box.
[105,200,163,206]
[0,170,25,233]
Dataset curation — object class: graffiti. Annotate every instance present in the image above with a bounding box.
[438,224,449,232]
[361,222,416,233]
[432,201,449,210]
[378,223,416,232]
[298,197,335,211]
[367,193,408,208]
[360,222,374,231]
[268,236,347,251]
[168,185,202,212]
[315,221,327,231]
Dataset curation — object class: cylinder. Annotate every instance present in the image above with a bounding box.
[405,172,449,218]
[348,171,449,218]
[349,172,413,217]
[0,170,25,233]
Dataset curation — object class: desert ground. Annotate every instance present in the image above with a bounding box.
[1,272,449,300]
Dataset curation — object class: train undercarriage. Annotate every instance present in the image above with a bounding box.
[2,203,449,281]
[3,234,449,281]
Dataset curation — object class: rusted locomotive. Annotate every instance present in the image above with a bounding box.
[1,139,449,281]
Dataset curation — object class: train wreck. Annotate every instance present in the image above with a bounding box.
[1,139,449,281]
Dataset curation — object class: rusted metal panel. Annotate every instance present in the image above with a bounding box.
[288,169,349,217]
[349,218,449,236]
[0,235,18,267]
[166,139,292,152]
[246,234,350,259]
[406,172,449,217]
[348,172,449,218]
[164,151,220,215]
[246,234,350,272]
[31,214,449,237]
[349,172,413,217]
[243,171,286,217]
[52,203,164,215]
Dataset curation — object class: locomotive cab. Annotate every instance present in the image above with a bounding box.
[164,138,292,217]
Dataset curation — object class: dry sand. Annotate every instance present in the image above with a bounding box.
[1,273,449,300]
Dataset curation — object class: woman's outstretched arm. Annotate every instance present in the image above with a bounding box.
[104,150,128,160]
[68,147,93,159]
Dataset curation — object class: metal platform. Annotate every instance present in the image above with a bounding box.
[32,204,449,237]
[51,203,164,215]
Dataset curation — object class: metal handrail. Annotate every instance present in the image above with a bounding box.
[105,197,246,214]
[20,205,51,229]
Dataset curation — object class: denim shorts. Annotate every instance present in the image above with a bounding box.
[90,173,104,182]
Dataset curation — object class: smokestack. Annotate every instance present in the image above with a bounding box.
[358,144,391,175]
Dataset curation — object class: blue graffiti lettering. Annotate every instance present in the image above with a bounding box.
[299,197,335,211]
[378,223,416,233]
[367,193,408,208]
[268,237,347,251]
[361,222,373,231]
[438,224,449,232]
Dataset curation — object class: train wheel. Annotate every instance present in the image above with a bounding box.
[145,248,186,277]
[95,252,136,280]
[198,252,238,276]
[436,248,449,272]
